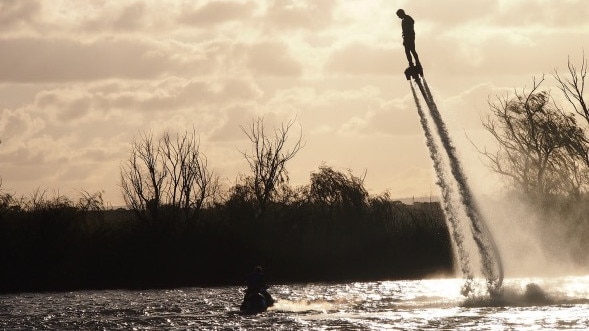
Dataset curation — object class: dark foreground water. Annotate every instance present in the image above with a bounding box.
[1,276,588,330]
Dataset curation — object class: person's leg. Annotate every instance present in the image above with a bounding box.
[403,39,414,66]
[404,46,414,66]
[411,46,420,66]
[404,39,416,66]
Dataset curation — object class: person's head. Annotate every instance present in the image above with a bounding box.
[396,9,406,19]
[254,266,263,273]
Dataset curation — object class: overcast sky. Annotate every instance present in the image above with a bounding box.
[1,0,588,206]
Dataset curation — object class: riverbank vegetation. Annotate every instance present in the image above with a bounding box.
[0,173,452,293]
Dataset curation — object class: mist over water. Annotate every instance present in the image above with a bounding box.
[409,77,503,296]
[480,194,589,278]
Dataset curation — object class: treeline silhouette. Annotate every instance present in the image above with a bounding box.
[0,168,453,294]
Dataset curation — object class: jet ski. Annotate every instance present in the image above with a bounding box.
[240,290,274,314]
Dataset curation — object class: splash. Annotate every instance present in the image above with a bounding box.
[410,83,474,294]
[408,77,503,296]
[271,299,335,313]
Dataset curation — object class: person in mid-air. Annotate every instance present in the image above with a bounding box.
[396,9,421,68]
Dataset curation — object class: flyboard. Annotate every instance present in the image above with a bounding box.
[404,63,423,81]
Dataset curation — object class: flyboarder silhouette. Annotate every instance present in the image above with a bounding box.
[396,9,421,67]
[397,9,423,79]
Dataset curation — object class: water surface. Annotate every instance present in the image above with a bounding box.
[1,276,588,330]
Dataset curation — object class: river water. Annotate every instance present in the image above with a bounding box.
[1,275,588,330]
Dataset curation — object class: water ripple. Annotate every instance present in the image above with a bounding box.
[1,276,588,330]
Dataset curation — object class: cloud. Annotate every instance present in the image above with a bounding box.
[0,37,189,82]
[246,42,303,76]
[179,78,263,106]
[493,0,589,28]
[1,134,126,185]
[209,104,259,142]
[2,135,72,167]
[334,92,424,137]
[0,76,264,170]
[179,1,256,26]
[0,0,587,205]
[0,108,45,143]
[398,0,589,31]
[260,85,415,140]
[81,2,148,32]
[0,0,41,29]
[460,31,587,75]
[442,83,498,130]
[401,0,498,28]
[325,42,397,75]
[264,0,337,31]
[0,34,306,83]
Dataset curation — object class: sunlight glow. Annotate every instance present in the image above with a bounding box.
[334,0,397,46]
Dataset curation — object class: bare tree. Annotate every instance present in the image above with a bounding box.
[76,190,105,212]
[120,131,166,220]
[188,152,220,214]
[553,53,589,166]
[554,53,588,126]
[477,77,589,199]
[120,130,219,221]
[240,117,304,217]
[174,134,220,217]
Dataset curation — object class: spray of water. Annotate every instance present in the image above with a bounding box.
[410,83,475,294]
[409,77,504,296]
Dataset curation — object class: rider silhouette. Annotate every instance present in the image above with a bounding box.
[396,9,421,68]
[244,266,273,306]
[246,266,265,293]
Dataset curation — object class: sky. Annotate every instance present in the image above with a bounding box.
[0,0,588,207]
